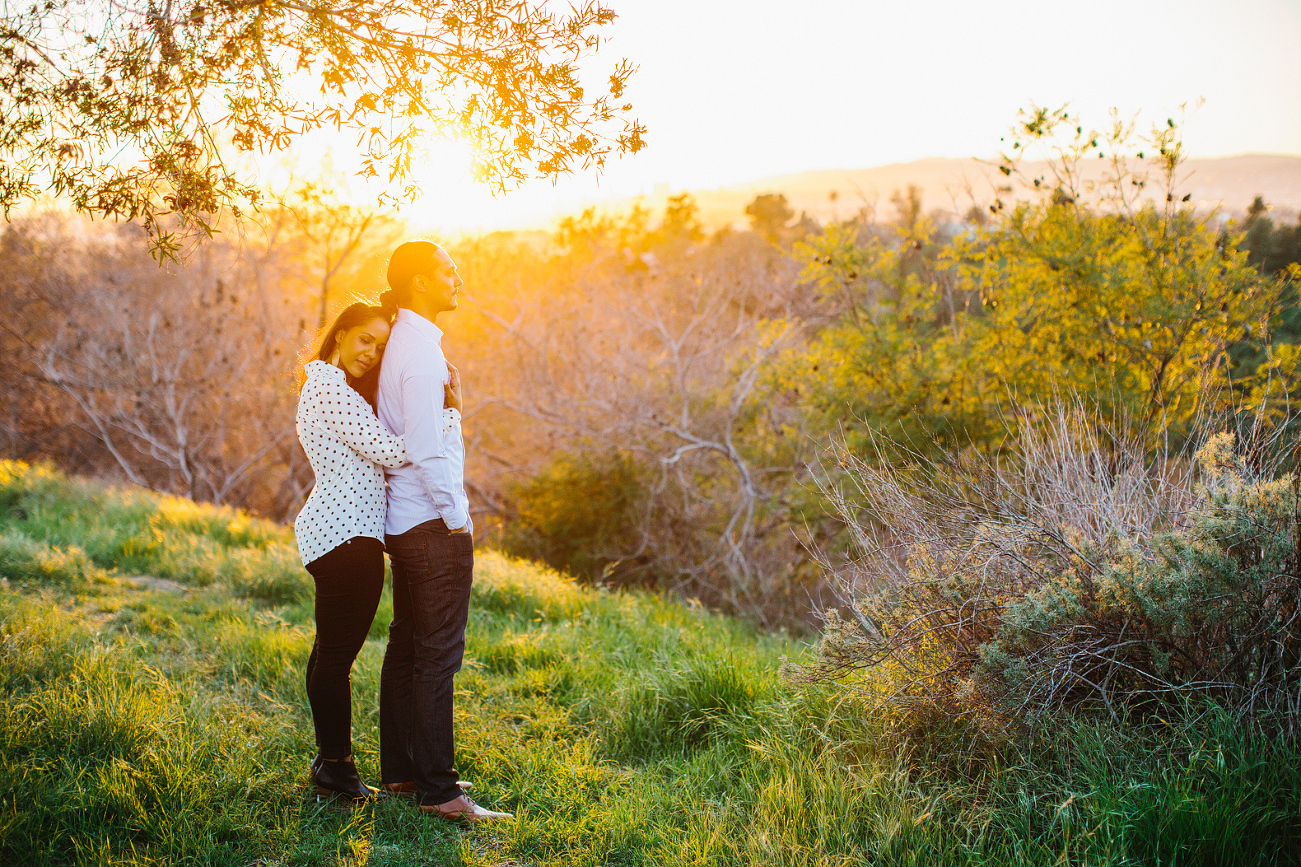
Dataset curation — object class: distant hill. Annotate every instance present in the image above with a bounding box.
[647,154,1301,230]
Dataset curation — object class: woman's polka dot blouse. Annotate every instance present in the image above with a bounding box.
[293,360,407,566]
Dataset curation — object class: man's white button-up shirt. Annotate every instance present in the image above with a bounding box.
[377,308,472,536]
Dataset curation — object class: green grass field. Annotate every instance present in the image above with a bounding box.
[2,460,1300,866]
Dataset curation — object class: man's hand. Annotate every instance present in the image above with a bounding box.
[449,523,471,535]
[444,360,463,412]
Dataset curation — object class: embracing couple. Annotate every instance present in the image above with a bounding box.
[291,240,509,824]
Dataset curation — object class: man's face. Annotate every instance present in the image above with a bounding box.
[416,247,463,314]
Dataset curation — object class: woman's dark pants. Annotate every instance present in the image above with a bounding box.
[379,518,474,807]
[304,536,385,760]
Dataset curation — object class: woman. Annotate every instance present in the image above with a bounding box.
[294,302,405,801]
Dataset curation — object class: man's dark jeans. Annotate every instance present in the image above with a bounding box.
[380,518,474,806]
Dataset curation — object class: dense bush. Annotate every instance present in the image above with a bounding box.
[981,432,1301,721]
[501,450,651,584]
[799,410,1301,731]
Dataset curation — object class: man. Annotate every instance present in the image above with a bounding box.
[375,240,511,823]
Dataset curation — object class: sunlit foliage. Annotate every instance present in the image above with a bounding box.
[789,108,1283,452]
[0,0,644,257]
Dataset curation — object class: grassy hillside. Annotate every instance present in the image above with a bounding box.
[2,460,1300,866]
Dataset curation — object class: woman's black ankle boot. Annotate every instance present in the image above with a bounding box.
[311,755,380,802]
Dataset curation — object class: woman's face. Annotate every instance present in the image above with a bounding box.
[334,317,391,379]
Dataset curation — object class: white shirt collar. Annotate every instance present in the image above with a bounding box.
[305,359,346,381]
[396,308,443,343]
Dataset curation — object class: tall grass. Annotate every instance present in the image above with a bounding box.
[2,460,1299,865]
[1,460,310,604]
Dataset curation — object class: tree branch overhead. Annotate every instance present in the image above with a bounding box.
[1,0,644,257]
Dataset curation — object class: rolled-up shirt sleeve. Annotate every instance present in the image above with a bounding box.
[401,372,470,530]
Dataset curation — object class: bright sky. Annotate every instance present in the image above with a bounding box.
[292,0,1301,234]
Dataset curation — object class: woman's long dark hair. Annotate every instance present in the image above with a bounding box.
[302,303,394,411]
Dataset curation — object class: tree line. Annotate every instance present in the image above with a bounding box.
[3,109,1299,629]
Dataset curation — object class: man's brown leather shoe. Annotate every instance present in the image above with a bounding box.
[419,794,512,824]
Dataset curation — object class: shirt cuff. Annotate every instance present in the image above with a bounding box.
[441,507,471,532]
